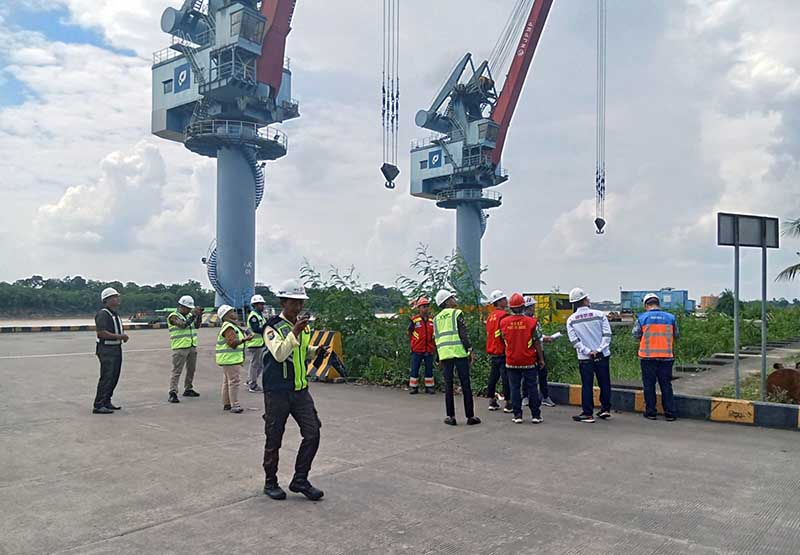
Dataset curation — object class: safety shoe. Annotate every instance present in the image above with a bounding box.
[223,404,231,411]
[443,416,457,426]
[263,482,287,500]
[511,416,524,424]
[522,397,529,407]
[289,478,324,501]
[425,387,436,395]
[408,387,419,395]
[502,405,513,414]
[597,410,612,420]
[466,416,482,426]
[92,407,113,414]
[168,392,180,404]
[183,389,200,397]
[644,413,657,421]
[248,383,262,393]
[541,397,556,407]
[488,401,500,411]
[105,403,121,410]
[230,405,244,414]
[531,416,543,424]
[665,414,677,422]
[573,414,596,423]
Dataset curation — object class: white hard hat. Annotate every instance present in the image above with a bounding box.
[487,289,506,305]
[217,304,235,320]
[251,294,266,305]
[276,279,309,300]
[569,287,588,303]
[435,289,455,307]
[178,295,195,309]
[523,295,536,308]
[101,287,119,301]
[643,293,660,305]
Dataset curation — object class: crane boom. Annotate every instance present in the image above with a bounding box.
[489,0,553,165]
[257,0,298,97]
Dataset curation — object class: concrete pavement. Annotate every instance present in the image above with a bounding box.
[1,329,800,554]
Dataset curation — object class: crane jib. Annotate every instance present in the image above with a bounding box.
[490,0,554,166]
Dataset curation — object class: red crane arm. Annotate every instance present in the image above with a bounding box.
[257,0,298,97]
[489,0,553,165]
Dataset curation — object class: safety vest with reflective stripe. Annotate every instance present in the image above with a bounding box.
[216,321,245,366]
[247,310,266,348]
[410,315,435,354]
[485,309,507,356]
[500,314,539,368]
[168,311,198,350]
[433,308,468,360]
[637,310,677,359]
[266,320,311,391]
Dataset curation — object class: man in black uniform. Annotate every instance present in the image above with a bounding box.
[93,287,129,414]
[261,279,329,501]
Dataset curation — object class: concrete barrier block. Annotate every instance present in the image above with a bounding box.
[674,394,710,420]
[710,398,754,424]
[753,402,799,430]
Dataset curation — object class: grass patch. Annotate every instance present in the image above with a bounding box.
[712,372,797,405]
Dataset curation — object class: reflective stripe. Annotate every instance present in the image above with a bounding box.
[274,321,310,391]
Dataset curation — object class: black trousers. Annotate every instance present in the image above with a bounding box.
[94,345,122,409]
[262,388,321,485]
[442,357,474,418]
[486,355,510,407]
[578,355,611,415]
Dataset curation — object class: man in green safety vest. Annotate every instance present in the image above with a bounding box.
[433,290,481,427]
[167,295,204,403]
[216,304,254,414]
[246,294,268,393]
[261,279,329,502]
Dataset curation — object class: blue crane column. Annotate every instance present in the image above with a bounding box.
[216,146,256,307]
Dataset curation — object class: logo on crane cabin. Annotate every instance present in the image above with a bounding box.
[173,63,191,93]
[428,150,443,169]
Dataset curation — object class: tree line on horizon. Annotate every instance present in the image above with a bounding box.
[0,275,408,316]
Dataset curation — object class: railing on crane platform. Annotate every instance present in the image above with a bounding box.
[435,189,502,203]
[186,120,288,149]
[152,30,215,66]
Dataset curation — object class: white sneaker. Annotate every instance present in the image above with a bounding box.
[541,397,556,407]
[511,416,523,424]
[531,416,543,424]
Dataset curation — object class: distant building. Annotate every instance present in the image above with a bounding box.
[699,295,719,311]
[620,288,696,313]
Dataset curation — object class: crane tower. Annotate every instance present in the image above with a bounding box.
[151,0,298,308]
[410,0,553,287]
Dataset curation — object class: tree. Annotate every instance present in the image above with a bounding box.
[777,218,800,282]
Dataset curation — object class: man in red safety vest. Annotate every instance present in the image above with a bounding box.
[408,297,436,394]
[485,289,512,412]
[499,293,545,424]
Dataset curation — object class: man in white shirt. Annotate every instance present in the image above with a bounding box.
[566,288,612,423]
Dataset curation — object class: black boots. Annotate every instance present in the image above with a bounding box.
[183,389,200,397]
[168,392,180,403]
[467,416,482,426]
[409,387,419,395]
[92,407,113,414]
[289,477,324,501]
[263,482,287,500]
[425,387,435,394]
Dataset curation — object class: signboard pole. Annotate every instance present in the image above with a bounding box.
[734,242,740,399]
[761,220,768,402]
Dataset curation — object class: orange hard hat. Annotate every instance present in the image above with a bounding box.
[509,293,525,308]
[415,297,430,308]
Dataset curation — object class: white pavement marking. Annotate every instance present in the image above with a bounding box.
[0,348,173,360]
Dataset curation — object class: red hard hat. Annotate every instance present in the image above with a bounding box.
[415,297,430,308]
[509,293,525,308]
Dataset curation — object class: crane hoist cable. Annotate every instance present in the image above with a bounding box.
[488,0,534,79]
[380,0,400,189]
[595,0,607,234]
